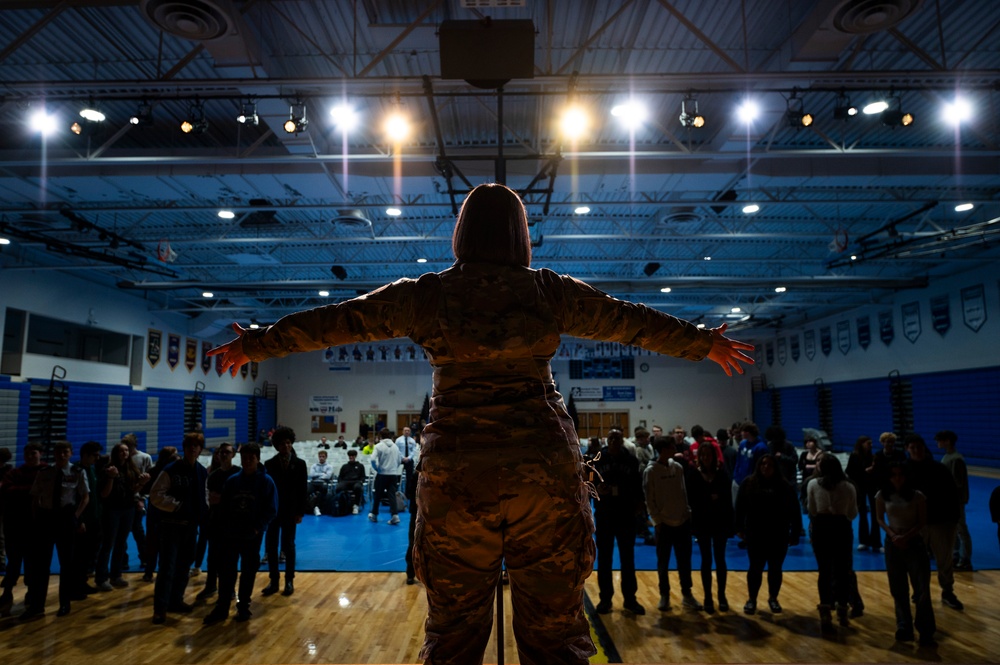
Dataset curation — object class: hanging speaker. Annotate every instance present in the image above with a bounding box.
[439,19,535,88]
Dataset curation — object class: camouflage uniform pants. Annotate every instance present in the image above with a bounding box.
[414,443,597,665]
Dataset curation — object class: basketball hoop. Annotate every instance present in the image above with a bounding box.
[157,238,178,263]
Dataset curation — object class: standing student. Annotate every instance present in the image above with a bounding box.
[934,430,972,571]
[203,444,277,624]
[644,436,701,612]
[262,426,307,597]
[735,454,801,615]
[686,441,734,612]
[149,432,209,624]
[807,455,858,627]
[209,182,753,665]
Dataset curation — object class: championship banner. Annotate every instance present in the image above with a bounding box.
[820,326,832,356]
[215,353,225,377]
[185,338,197,373]
[930,295,951,336]
[777,337,787,365]
[167,333,181,370]
[961,284,986,332]
[201,341,212,374]
[804,330,816,361]
[147,329,162,368]
[765,341,774,366]
[857,315,871,349]
[901,302,921,343]
[837,320,851,355]
[240,363,248,379]
[879,309,894,346]
[790,334,800,362]
[251,361,259,380]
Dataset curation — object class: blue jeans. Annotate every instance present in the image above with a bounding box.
[96,505,134,584]
[153,522,197,612]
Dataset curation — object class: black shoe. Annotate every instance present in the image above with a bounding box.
[0,591,14,617]
[169,601,195,614]
[743,599,757,615]
[718,597,730,612]
[19,607,44,622]
[768,598,783,614]
[234,605,252,622]
[595,599,612,614]
[282,581,294,596]
[81,584,100,595]
[682,594,704,611]
[895,628,915,642]
[942,592,964,611]
[850,604,864,618]
[954,560,973,571]
[261,581,280,596]
[152,611,166,625]
[56,605,71,617]
[703,598,715,614]
[623,599,646,615]
[405,577,416,586]
[203,606,229,625]
[918,635,938,648]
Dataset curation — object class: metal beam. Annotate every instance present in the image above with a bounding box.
[356,0,443,78]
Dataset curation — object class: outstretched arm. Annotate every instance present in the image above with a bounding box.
[207,322,251,377]
[705,323,754,376]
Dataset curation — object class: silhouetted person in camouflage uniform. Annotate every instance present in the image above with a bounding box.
[210,183,754,665]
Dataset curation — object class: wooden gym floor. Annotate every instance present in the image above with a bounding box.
[1,568,997,664]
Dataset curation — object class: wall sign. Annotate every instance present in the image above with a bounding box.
[804,330,816,360]
[777,337,787,365]
[930,295,951,336]
[961,284,986,332]
[837,321,851,355]
[901,302,921,343]
[820,326,832,356]
[790,334,800,362]
[879,310,895,346]
[857,315,871,349]
[147,329,161,368]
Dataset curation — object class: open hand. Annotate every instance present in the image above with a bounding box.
[207,322,251,377]
[705,323,755,376]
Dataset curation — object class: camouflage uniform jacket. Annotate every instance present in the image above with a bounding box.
[242,263,713,452]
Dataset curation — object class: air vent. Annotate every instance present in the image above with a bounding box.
[832,0,923,34]
[140,0,233,40]
[661,209,704,225]
[330,209,373,227]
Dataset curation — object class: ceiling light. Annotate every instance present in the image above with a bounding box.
[330,104,359,132]
[737,100,758,124]
[129,101,153,127]
[863,100,888,115]
[181,101,208,134]
[249,321,260,330]
[942,97,972,125]
[318,290,330,297]
[881,103,914,127]
[954,202,974,212]
[786,95,813,128]
[775,286,787,293]
[202,291,214,298]
[559,106,589,139]
[384,113,410,142]
[610,101,647,129]
[416,258,428,264]
[79,105,106,123]
[29,109,58,136]
[217,210,235,219]
[0,237,10,245]
[850,254,858,260]
[696,323,706,329]
[386,207,402,217]
[679,95,705,128]
[742,203,760,214]
[284,101,308,134]
[574,206,591,215]
[731,307,741,313]
[703,256,711,261]
[833,93,857,120]
[237,99,258,126]
[660,287,671,293]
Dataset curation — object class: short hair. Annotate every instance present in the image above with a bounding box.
[740,421,759,437]
[634,428,650,439]
[272,426,296,446]
[24,442,44,456]
[903,433,927,451]
[121,433,138,448]
[53,440,73,454]
[240,443,261,460]
[606,429,624,445]
[690,424,704,439]
[379,428,392,440]
[217,442,234,454]
[182,432,205,449]
[716,429,730,444]
[347,449,358,456]
[652,435,675,454]
[80,440,103,457]
[764,425,786,443]
[879,431,897,445]
[451,183,531,268]
[318,450,328,457]
[934,430,958,445]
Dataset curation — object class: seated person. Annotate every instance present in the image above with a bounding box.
[334,436,348,449]
[317,437,330,450]
[308,450,334,516]
[335,450,367,515]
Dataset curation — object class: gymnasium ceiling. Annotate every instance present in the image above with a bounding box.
[0,0,998,339]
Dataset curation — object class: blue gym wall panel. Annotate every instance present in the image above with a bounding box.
[776,385,821,445]
[752,390,774,435]
[201,393,250,448]
[910,366,999,465]
[256,397,277,434]
[829,378,894,452]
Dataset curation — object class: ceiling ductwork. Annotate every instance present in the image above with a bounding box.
[140,0,236,41]
[791,0,924,61]
[833,0,924,34]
